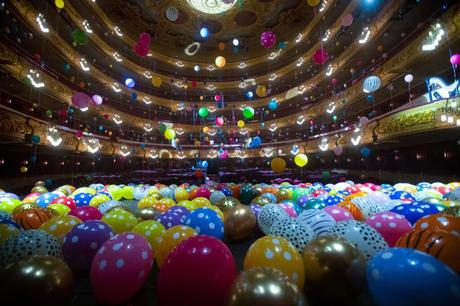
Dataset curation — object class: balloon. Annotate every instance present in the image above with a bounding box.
[40,215,81,244]
[151,75,162,87]
[0,256,73,306]
[246,91,254,99]
[328,220,388,260]
[215,56,226,68]
[198,107,209,118]
[228,267,307,306]
[158,235,237,306]
[307,0,321,6]
[404,74,414,83]
[269,218,314,253]
[450,54,460,65]
[271,157,286,173]
[297,208,336,236]
[215,197,240,213]
[164,128,176,140]
[257,204,289,234]
[256,85,267,97]
[216,116,225,126]
[413,213,460,236]
[367,248,460,306]
[333,146,343,156]
[69,206,102,221]
[71,92,90,109]
[260,31,276,49]
[71,28,88,45]
[361,147,371,158]
[101,209,138,233]
[224,205,256,241]
[19,166,28,173]
[155,225,197,266]
[91,233,153,304]
[312,48,328,65]
[13,207,56,229]
[342,13,354,27]
[31,134,40,144]
[184,208,224,239]
[0,230,62,266]
[363,75,382,93]
[242,106,255,119]
[0,222,20,244]
[294,154,308,167]
[268,98,278,110]
[244,236,305,288]
[237,120,245,128]
[55,0,65,9]
[63,220,114,271]
[366,212,412,246]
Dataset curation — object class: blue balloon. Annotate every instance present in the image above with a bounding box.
[140,144,145,150]
[325,195,342,206]
[35,192,60,207]
[251,136,262,148]
[130,92,137,101]
[268,98,278,110]
[184,208,224,239]
[220,187,232,197]
[73,192,94,207]
[246,91,254,99]
[367,94,374,102]
[31,134,40,144]
[390,190,415,202]
[63,63,71,72]
[390,203,433,225]
[260,192,276,203]
[368,248,460,306]
[361,147,371,158]
[201,160,208,168]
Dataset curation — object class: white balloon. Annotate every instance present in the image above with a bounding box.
[363,75,382,93]
[165,6,179,22]
[404,74,414,83]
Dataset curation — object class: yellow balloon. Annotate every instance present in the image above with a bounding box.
[132,220,165,251]
[41,215,81,244]
[156,225,197,266]
[294,154,308,167]
[89,194,111,207]
[244,236,305,289]
[192,197,211,208]
[237,120,245,128]
[138,196,157,209]
[102,210,138,234]
[177,200,198,211]
[215,56,226,68]
[121,186,134,200]
[256,85,267,97]
[307,0,321,6]
[55,0,64,9]
[0,198,22,213]
[271,157,286,173]
[20,166,28,173]
[0,223,20,244]
[164,128,176,140]
[48,203,71,216]
[174,188,189,202]
[203,126,210,134]
[152,76,162,87]
[159,197,176,208]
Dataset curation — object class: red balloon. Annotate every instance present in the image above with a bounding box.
[69,206,102,221]
[157,235,237,306]
[139,32,151,45]
[313,48,329,65]
[133,42,149,57]
[50,196,77,210]
[195,187,211,199]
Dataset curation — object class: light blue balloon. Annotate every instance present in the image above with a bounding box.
[368,248,460,306]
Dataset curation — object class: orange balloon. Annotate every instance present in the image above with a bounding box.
[229,184,240,198]
[396,228,460,273]
[413,213,460,237]
[218,42,225,50]
[155,225,197,267]
[337,201,363,221]
[13,207,56,230]
[244,236,305,289]
[41,215,82,243]
[189,188,199,199]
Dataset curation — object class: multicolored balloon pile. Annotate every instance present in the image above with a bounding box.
[1,180,460,305]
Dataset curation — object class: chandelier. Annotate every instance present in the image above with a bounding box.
[186,0,237,15]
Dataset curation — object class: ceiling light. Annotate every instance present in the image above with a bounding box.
[291,145,300,155]
[113,114,123,125]
[79,58,90,71]
[185,42,201,56]
[143,71,152,79]
[297,115,306,125]
[358,27,371,44]
[82,20,92,33]
[113,26,123,37]
[322,29,331,42]
[207,84,216,91]
[119,145,130,157]
[319,0,328,13]
[296,57,304,67]
[143,96,152,104]
[269,123,278,132]
[319,137,329,151]
[176,128,185,135]
[144,123,153,132]
[232,38,239,46]
[112,82,121,92]
[295,33,304,43]
[148,149,158,159]
[47,127,62,147]
[325,64,333,76]
[238,62,247,69]
[326,102,336,114]
[269,73,278,81]
[125,78,135,88]
[207,64,216,71]
[113,52,122,62]
[26,70,45,88]
[175,61,184,68]
[36,13,49,33]
[422,23,445,51]
[84,137,101,153]
[187,0,236,15]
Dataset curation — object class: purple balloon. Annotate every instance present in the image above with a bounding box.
[249,204,261,219]
[62,220,114,271]
[260,31,276,49]
[157,212,183,229]
[297,195,314,209]
[167,206,190,218]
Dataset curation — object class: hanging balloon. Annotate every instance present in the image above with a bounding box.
[246,91,254,100]
[218,42,225,50]
[152,76,162,87]
[450,54,460,65]
[342,13,354,27]
[294,154,308,167]
[404,74,414,83]
[55,0,65,9]
[363,75,382,93]
[71,92,90,110]
[164,128,176,140]
[165,7,179,22]
[256,85,267,97]
[333,146,343,156]
[242,106,255,119]
[198,107,209,118]
[268,98,278,110]
[203,126,210,134]
[313,48,328,65]
[71,29,88,45]
[139,32,151,45]
[251,136,262,147]
[31,134,41,144]
[91,95,103,105]
[20,166,28,173]
[159,123,167,133]
[133,42,149,57]
[260,31,276,49]
[215,56,226,68]
[361,147,371,158]
[359,116,369,126]
[307,0,321,6]
[216,117,224,126]
[237,120,245,128]
[214,95,221,102]
[271,157,286,173]
[63,63,70,72]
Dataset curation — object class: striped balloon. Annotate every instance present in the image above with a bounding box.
[363,75,382,93]
[297,209,336,237]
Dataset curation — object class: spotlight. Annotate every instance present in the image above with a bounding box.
[125,78,135,88]
[232,38,239,46]
[200,27,209,38]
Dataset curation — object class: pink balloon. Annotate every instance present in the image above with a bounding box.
[366,212,412,247]
[359,116,369,126]
[90,233,153,304]
[91,95,103,105]
[331,78,338,85]
[324,205,354,222]
[195,188,211,199]
[279,203,297,217]
[214,95,221,102]
[342,13,354,27]
[133,42,149,57]
[219,150,229,160]
[69,206,102,221]
[216,116,224,126]
[333,146,343,156]
[260,31,276,49]
[71,92,90,109]
[313,48,329,65]
[139,32,151,45]
[157,235,237,306]
[450,54,460,65]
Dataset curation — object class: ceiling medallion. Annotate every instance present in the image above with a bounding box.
[186,0,237,15]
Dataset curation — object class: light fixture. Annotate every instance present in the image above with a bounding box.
[113,52,122,62]
[85,137,101,153]
[236,150,247,159]
[358,27,371,44]
[326,102,336,114]
[187,0,236,15]
[207,150,218,159]
[176,128,185,136]
[239,128,248,135]
[269,123,278,132]
[177,102,185,111]
[351,127,361,146]
[119,145,130,157]
[208,105,217,113]
[113,26,123,37]
[148,149,158,159]
[269,73,278,81]
[268,50,282,60]
[143,71,152,79]
[207,64,216,71]
[111,82,121,92]
[322,29,331,42]
[112,114,123,125]
[143,123,153,132]
[297,115,306,125]
[319,0,328,12]
[263,148,274,158]
[176,151,186,159]
[26,70,45,88]
[142,96,152,104]
[291,145,300,155]
[238,62,247,69]
[232,38,239,46]
[175,61,184,68]
[297,85,307,95]
[207,128,217,136]
[36,13,49,33]
[79,58,90,71]
[325,64,334,76]
[295,33,304,44]
[47,127,62,146]
[422,23,445,51]
[207,84,216,91]
[185,42,201,56]
[296,57,304,67]
[82,20,92,33]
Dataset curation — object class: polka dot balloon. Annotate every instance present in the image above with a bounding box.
[413,213,460,237]
[269,218,314,253]
[155,225,197,267]
[49,196,77,210]
[257,204,289,234]
[73,192,94,207]
[40,215,82,243]
[328,220,388,260]
[101,209,138,234]
[184,208,224,239]
[35,192,60,207]
[365,212,412,246]
[323,205,354,222]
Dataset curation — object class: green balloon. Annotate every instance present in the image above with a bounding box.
[242,107,254,119]
[198,107,209,118]
[159,123,167,133]
[71,29,88,45]
[322,170,331,180]
[292,187,313,203]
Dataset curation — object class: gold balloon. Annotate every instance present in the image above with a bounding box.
[251,196,272,206]
[152,75,162,87]
[215,197,240,213]
[302,236,367,303]
[307,0,321,6]
[31,185,48,194]
[271,157,286,173]
[224,205,256,241]
[0,256,74,306]
[277,189,290,202]
[256,85,267,97]
[135,207,162,221]
[228,267,307,306]
[35,180,46,187]
[215,56,226,68]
